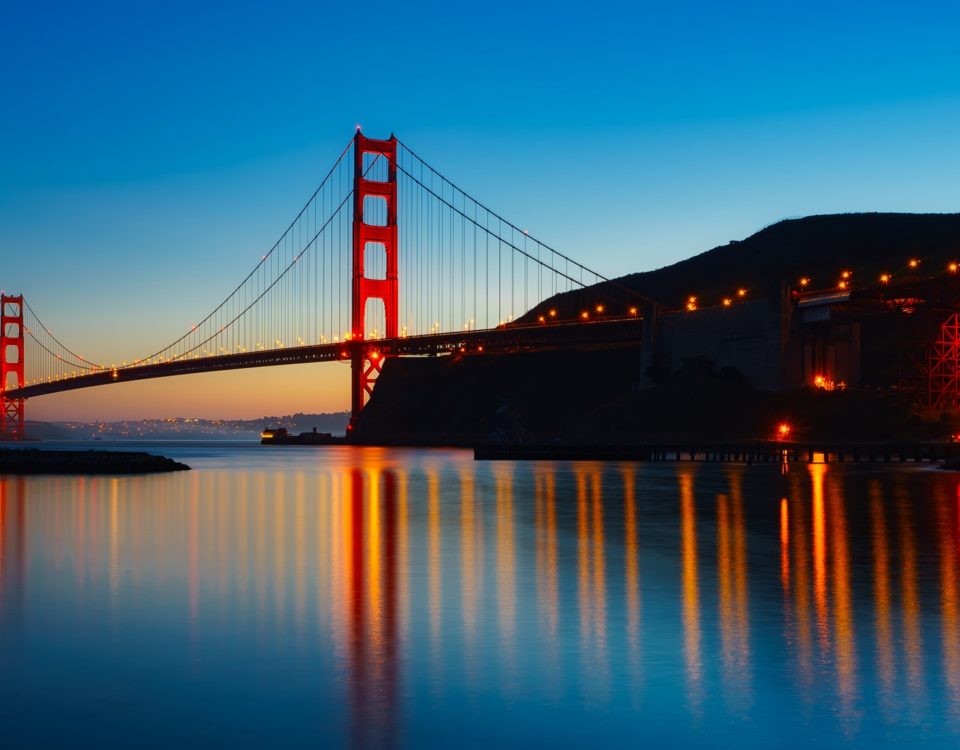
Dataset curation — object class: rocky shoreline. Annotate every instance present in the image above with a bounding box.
[0,448,190,474]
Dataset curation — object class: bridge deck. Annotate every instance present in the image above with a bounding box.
[8,318,643,400]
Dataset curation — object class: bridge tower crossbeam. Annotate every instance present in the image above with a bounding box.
[926,310,960,412]
[1,294,25,440]
[350,132,398,429]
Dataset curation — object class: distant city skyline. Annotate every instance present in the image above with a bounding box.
[4,0,960,420]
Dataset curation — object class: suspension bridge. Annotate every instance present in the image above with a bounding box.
[1,131,652,440]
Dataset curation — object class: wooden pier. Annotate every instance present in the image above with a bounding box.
[474,442,960,464]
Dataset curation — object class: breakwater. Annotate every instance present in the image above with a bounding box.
[0,448,190,474]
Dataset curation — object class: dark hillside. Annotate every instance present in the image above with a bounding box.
[354,212,960,446]
[354,347,644,445]
[525,213,960,317]
[353,350,936,446]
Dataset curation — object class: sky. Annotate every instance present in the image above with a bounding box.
[3,0,960,421]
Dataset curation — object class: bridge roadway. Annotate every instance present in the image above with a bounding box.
[8,317,644,400]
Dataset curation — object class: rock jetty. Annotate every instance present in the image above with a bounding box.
[0,448,190,474]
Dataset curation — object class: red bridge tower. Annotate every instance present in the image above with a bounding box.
[350,132,398,429]
[1,294,25,440]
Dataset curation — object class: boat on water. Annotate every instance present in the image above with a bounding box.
[260,427,343,445]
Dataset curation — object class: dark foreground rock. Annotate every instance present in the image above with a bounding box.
[0,448,190,474]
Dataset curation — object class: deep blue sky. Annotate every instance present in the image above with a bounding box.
[2,0,959,418]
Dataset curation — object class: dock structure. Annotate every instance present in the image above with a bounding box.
[474,442,960,463]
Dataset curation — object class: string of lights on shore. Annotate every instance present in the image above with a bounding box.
[680,256,959,314]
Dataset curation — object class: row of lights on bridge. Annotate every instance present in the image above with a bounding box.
[537,304,641,324]
[35,256,958,385]
[39,300,642,387]
[28,322,486,384]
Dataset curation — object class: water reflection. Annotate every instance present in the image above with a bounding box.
[460,466,481,668]
[534,465,559,692]
[2,450,960,747]
[677,466,702,714]
[871,481,896,717]
[0,477,25,624]
[621,465,641,704]
[718,468,751,712]
[494,462,516,694]
[940,485,960,718]
[827,469,857,727]
[897,484,925,720]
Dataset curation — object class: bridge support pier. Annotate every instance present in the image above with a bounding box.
[349,132,399,430]
[1,295,25,441]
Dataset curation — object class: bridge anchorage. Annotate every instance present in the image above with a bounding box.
[1,130,653,441]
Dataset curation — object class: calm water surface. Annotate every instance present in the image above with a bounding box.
[1,443,959,748]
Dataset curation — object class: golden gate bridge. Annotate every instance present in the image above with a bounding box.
[1,131,652,440]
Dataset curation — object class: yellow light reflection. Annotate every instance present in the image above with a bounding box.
[590,468,608,701]
[534,465,560,691]
[716,468,751,712]
[460,467,480,647]
[494,462,516,683]
[109,478,119,598]
[255,473,267,620]
[590,469,607,661]
[622,465,641,701]
[273,473,286,614]
[397,469,410,639]
[577,468,590,645]
[870,481,895,717]
[315,472,330,626]
[718,493,733,675]
[809,463,829,652]
[295,471,307,632]
[678,466,702,714]
[237,475,249,607]
[427,467,442,648]
[574,464,609,703]
[76,477,87,589]
[827,473,857,723]
[216,475,229,603]
[790,491,813,693]
[898,488,926,716]
[329,471,344,652]
[188,486,199,624]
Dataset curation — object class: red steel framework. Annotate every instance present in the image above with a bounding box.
[350,132,398,428]
[1,294,25,440]
[927,311,960,412]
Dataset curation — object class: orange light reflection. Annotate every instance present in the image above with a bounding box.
[678,467,702,714]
